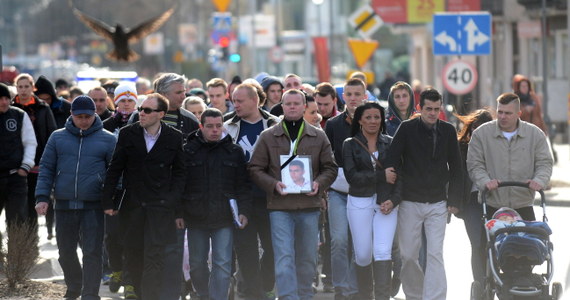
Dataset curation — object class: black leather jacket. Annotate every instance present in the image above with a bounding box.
[342,132,401,206]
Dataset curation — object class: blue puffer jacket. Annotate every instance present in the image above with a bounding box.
[35,115,116,210]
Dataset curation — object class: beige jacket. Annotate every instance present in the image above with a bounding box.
[466,120,553,209]
[248,120,338,210]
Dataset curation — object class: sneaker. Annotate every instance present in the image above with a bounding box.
[323,282,334,293]
[264,290,276,300]
[109,271,122,293]
[124,285,137,299]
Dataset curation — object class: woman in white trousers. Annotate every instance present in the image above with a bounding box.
[342,102,401,300]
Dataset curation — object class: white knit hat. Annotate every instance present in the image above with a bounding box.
[113,83,138,105]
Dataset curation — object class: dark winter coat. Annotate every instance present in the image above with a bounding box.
[183,131,251,229]
[101,121,185,212]
[35,116,116,209]
[11,95,57,165]
[385,117,463,207]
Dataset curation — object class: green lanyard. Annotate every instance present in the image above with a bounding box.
[282,121,305,155]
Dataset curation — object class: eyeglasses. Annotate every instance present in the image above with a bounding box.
[137,107,162,114]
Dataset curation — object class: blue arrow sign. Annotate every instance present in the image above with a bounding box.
[433,13,491,56]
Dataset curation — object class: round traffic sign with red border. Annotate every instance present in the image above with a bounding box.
[442,60,478,95]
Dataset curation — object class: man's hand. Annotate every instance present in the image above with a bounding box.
[485,179,500,191]
[104,209,117,216]
[527,179,543,191]
[447,206,459,215]
[238,214,248,229]
[17,169,28,177]
[385,167,397,184]
[306,181,319,196]
[35,202,49,215]
[380,200,393,215]
[175,218,185,229]
[275,182,288,195]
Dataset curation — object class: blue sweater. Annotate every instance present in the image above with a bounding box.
[35,115,116,210]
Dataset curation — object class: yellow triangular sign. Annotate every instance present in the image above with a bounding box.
[348,39,379,69]
[212,0,231,12]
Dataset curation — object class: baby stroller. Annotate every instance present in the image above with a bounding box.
[470,181,563,300]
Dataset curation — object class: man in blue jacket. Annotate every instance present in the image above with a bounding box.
[35,96,116,300]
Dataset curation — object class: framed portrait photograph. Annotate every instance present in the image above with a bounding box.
[280,155,313,194]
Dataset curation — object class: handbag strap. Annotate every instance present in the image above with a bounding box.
[353,138,383,169]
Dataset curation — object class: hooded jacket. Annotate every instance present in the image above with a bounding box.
[512,76,548,135]
[35,115,116,209]
[385,82,416,136]
[35,75,71,129]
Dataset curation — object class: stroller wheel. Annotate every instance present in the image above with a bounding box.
[471,281,483,300]
[551,282,563,300]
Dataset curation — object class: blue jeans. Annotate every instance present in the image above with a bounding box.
[188,226,234,300]
[56,209,104,300]
[327,190,358,296]
[270,210,320,300]
[160,228,185,300]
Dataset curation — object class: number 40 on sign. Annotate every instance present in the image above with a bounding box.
[442,60,478,95]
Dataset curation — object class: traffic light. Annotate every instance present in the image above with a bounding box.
[219,36,230,60]
[229,53,241,63]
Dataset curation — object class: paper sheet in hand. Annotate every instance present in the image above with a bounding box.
[229,199,242,227]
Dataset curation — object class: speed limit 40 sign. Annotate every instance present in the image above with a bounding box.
[442,60,478,95]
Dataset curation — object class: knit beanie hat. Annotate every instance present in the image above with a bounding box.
[0,83,11,99]
[71,95,96,116]
[492,207,522,221]
[260,76,283,92]
[113,84,138,105]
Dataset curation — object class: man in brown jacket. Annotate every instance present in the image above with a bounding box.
[249,89,338,300]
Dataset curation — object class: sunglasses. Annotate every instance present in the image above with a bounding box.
[137,107,162,114]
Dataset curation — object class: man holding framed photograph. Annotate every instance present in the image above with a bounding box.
[249,89,338,300]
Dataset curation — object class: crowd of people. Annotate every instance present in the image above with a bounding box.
[0,70,553,300]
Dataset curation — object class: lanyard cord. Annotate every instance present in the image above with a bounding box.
[282,121,305,155]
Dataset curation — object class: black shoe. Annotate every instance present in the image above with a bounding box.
[391,276,401,297]
[63,290,80,299]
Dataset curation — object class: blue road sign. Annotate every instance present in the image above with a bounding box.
[211,12,232,44]
[433,13,491,56]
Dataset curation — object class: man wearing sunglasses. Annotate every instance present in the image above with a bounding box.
[102,93,185,300]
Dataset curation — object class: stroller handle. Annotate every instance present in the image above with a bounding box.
[482,181,547,222]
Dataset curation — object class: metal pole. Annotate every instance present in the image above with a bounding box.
[567,0,570,145]
[541,0,550,126]
[250,0,257,77]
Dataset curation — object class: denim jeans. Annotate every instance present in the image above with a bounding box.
[188,226,234,300]
[56,209,104,300]
[270,210,320,300]
[327,190,358,296]
[160,228,185,300]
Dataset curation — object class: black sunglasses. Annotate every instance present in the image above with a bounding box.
[137,107,162,114]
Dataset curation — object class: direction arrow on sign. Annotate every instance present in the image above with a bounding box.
[433,12,492,56]
[348,39,378,69]
[212,0,231,12]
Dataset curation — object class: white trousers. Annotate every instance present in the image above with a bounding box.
[398,200,448,300]
[347,194,398,266]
